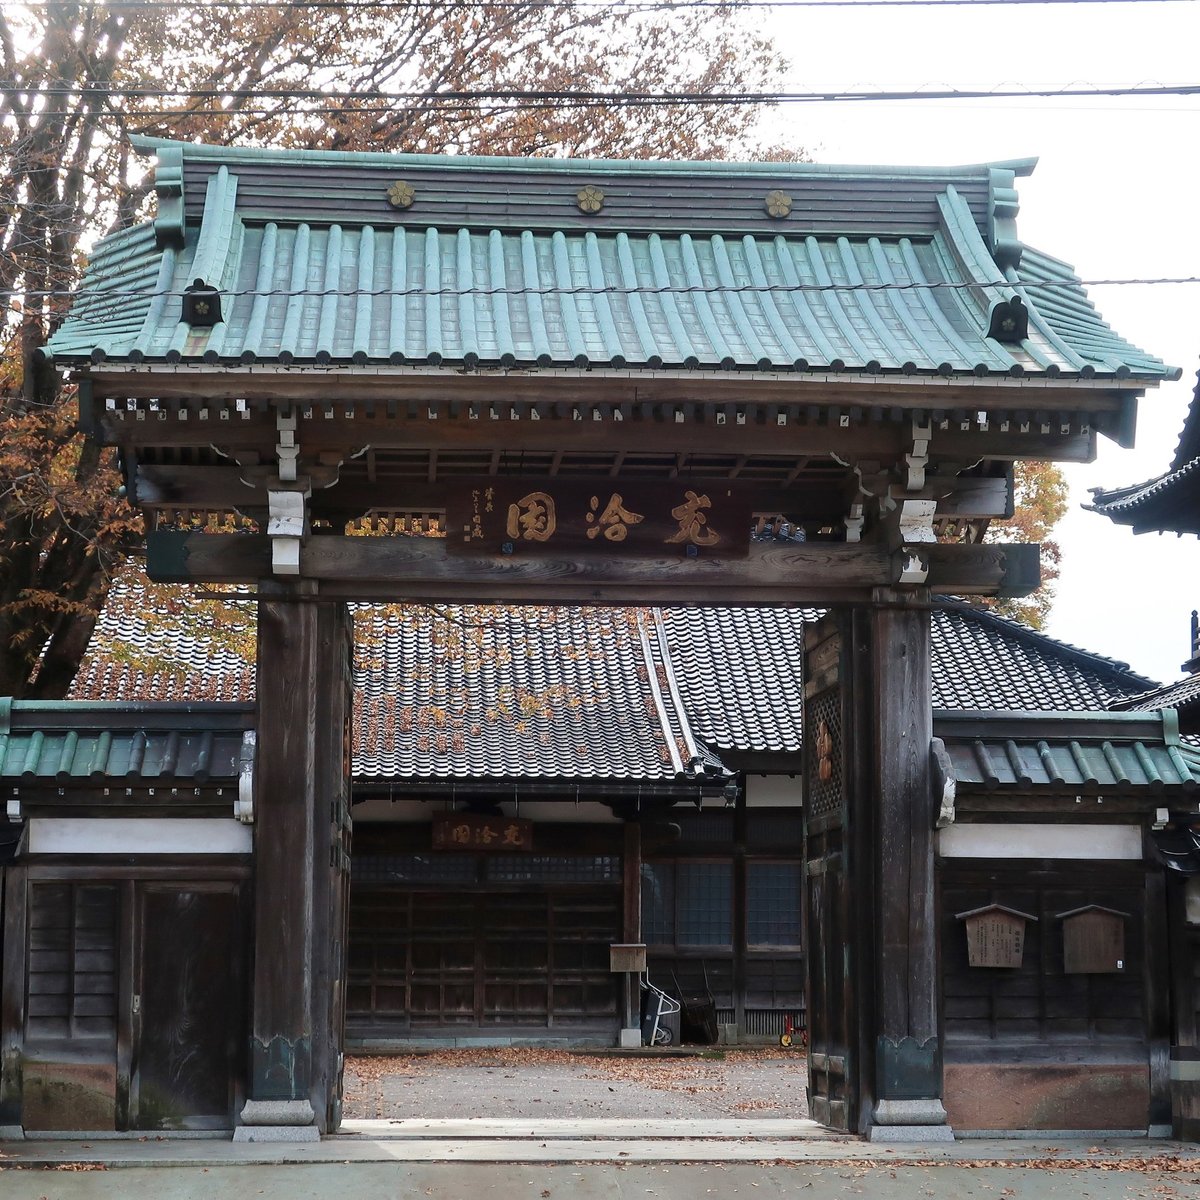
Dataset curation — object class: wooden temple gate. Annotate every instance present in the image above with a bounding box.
[38,138,1175,1137]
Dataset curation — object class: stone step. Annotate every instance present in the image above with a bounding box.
[337,1117,837,1141]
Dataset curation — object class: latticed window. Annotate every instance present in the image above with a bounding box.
[746,861,803,947]
[641,860,733,948]
[26,884,119,1041]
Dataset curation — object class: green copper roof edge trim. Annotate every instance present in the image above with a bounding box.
[987,166,1022,270]
[132,135,1039,181]
[933,708,1171,734]
[153,142,185,248]
[3,700,255,719]
[189,167,240,288]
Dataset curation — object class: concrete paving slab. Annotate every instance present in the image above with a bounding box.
[2,1134,1198,1167]
[3,1158,1200,1200]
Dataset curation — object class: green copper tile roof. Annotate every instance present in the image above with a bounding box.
[43,141,1173,381]
[935,709,1200,792]
[0,699,252,786]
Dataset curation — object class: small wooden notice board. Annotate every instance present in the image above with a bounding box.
[956,904,1037,969]
[1058,905,1127,974]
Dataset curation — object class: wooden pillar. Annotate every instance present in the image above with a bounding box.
[0,864,27,1135]
[621,822,642,1040]
[311,600,354,1133]
[1167,877,1200,1140]
[238,583,350,1139]
[864,587,949,1138]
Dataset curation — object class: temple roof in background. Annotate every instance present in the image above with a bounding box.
[61,579,1158,783]
[1088,370,1200,535]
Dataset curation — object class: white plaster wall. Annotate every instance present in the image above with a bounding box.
[745,774,803,808]
[938,823,1142,860]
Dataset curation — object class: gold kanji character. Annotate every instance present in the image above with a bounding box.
[586,492,645,542]
[451,823,472,845]
[479,826,497,844]
[506,491,556,542]
[665,490,720,546]
[503,823,524,846]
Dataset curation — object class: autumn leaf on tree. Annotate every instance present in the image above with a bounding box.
[979,460,1070,630]
[0,0,800,697]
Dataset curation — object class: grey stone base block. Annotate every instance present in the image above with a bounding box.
[240,1098,316,1126]
[870,1099,953,1142]
[236,1098,319,1141]
[868,1123,956,1143]
[0,1125,24,1140]
[233,1124,320,1143]
[618,1028,642,1048]
[954,1128,1150,1139]
[873,1098,950,1126]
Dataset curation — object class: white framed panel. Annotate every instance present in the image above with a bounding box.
[27,817,253,856]
[938,823,1142,861]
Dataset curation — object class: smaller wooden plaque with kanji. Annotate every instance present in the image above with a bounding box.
[433,813,533,852]
[956,904,1037,969]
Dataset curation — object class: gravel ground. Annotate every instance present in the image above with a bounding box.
[344,1047,810,1120]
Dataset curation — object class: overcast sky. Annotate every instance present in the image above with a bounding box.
[759,0,1199,684]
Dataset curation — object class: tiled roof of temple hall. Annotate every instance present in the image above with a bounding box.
[65,578,1159,782]
[43,141,1173,382]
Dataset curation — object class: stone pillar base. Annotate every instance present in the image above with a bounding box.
[0,1126,24,1141]
[869,1099,953,1142]
[234,1098,319,1142]
[618,1027,642,1048]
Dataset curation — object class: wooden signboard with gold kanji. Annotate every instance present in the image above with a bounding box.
[432,813,533,852]
[447,478,753,558]
[956,904,1037,969]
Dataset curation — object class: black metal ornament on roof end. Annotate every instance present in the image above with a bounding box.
[1150,824,1200,875]
[181,279,222,328]
[987,295,1029,344]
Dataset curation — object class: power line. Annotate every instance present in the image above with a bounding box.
[14,83,1200,100]
[7,83,1200,114]
[14,276,1200,300]
[3,0,1195,7]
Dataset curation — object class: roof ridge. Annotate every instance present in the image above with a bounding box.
[649,607,730,780]
[130,135,1038,179]
[634,609,687,778]
[933,597,1159,690]
[1108,671,1200,712]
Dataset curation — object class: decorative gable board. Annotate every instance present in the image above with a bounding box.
[1057,905,1128,974]
[955,903,1037,968]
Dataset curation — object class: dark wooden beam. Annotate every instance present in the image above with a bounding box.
[130,463,855,522]
[99,410,1096,465]
[85,366,1138,414]
[132,461,1013,524]
[145,531,1040,602]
